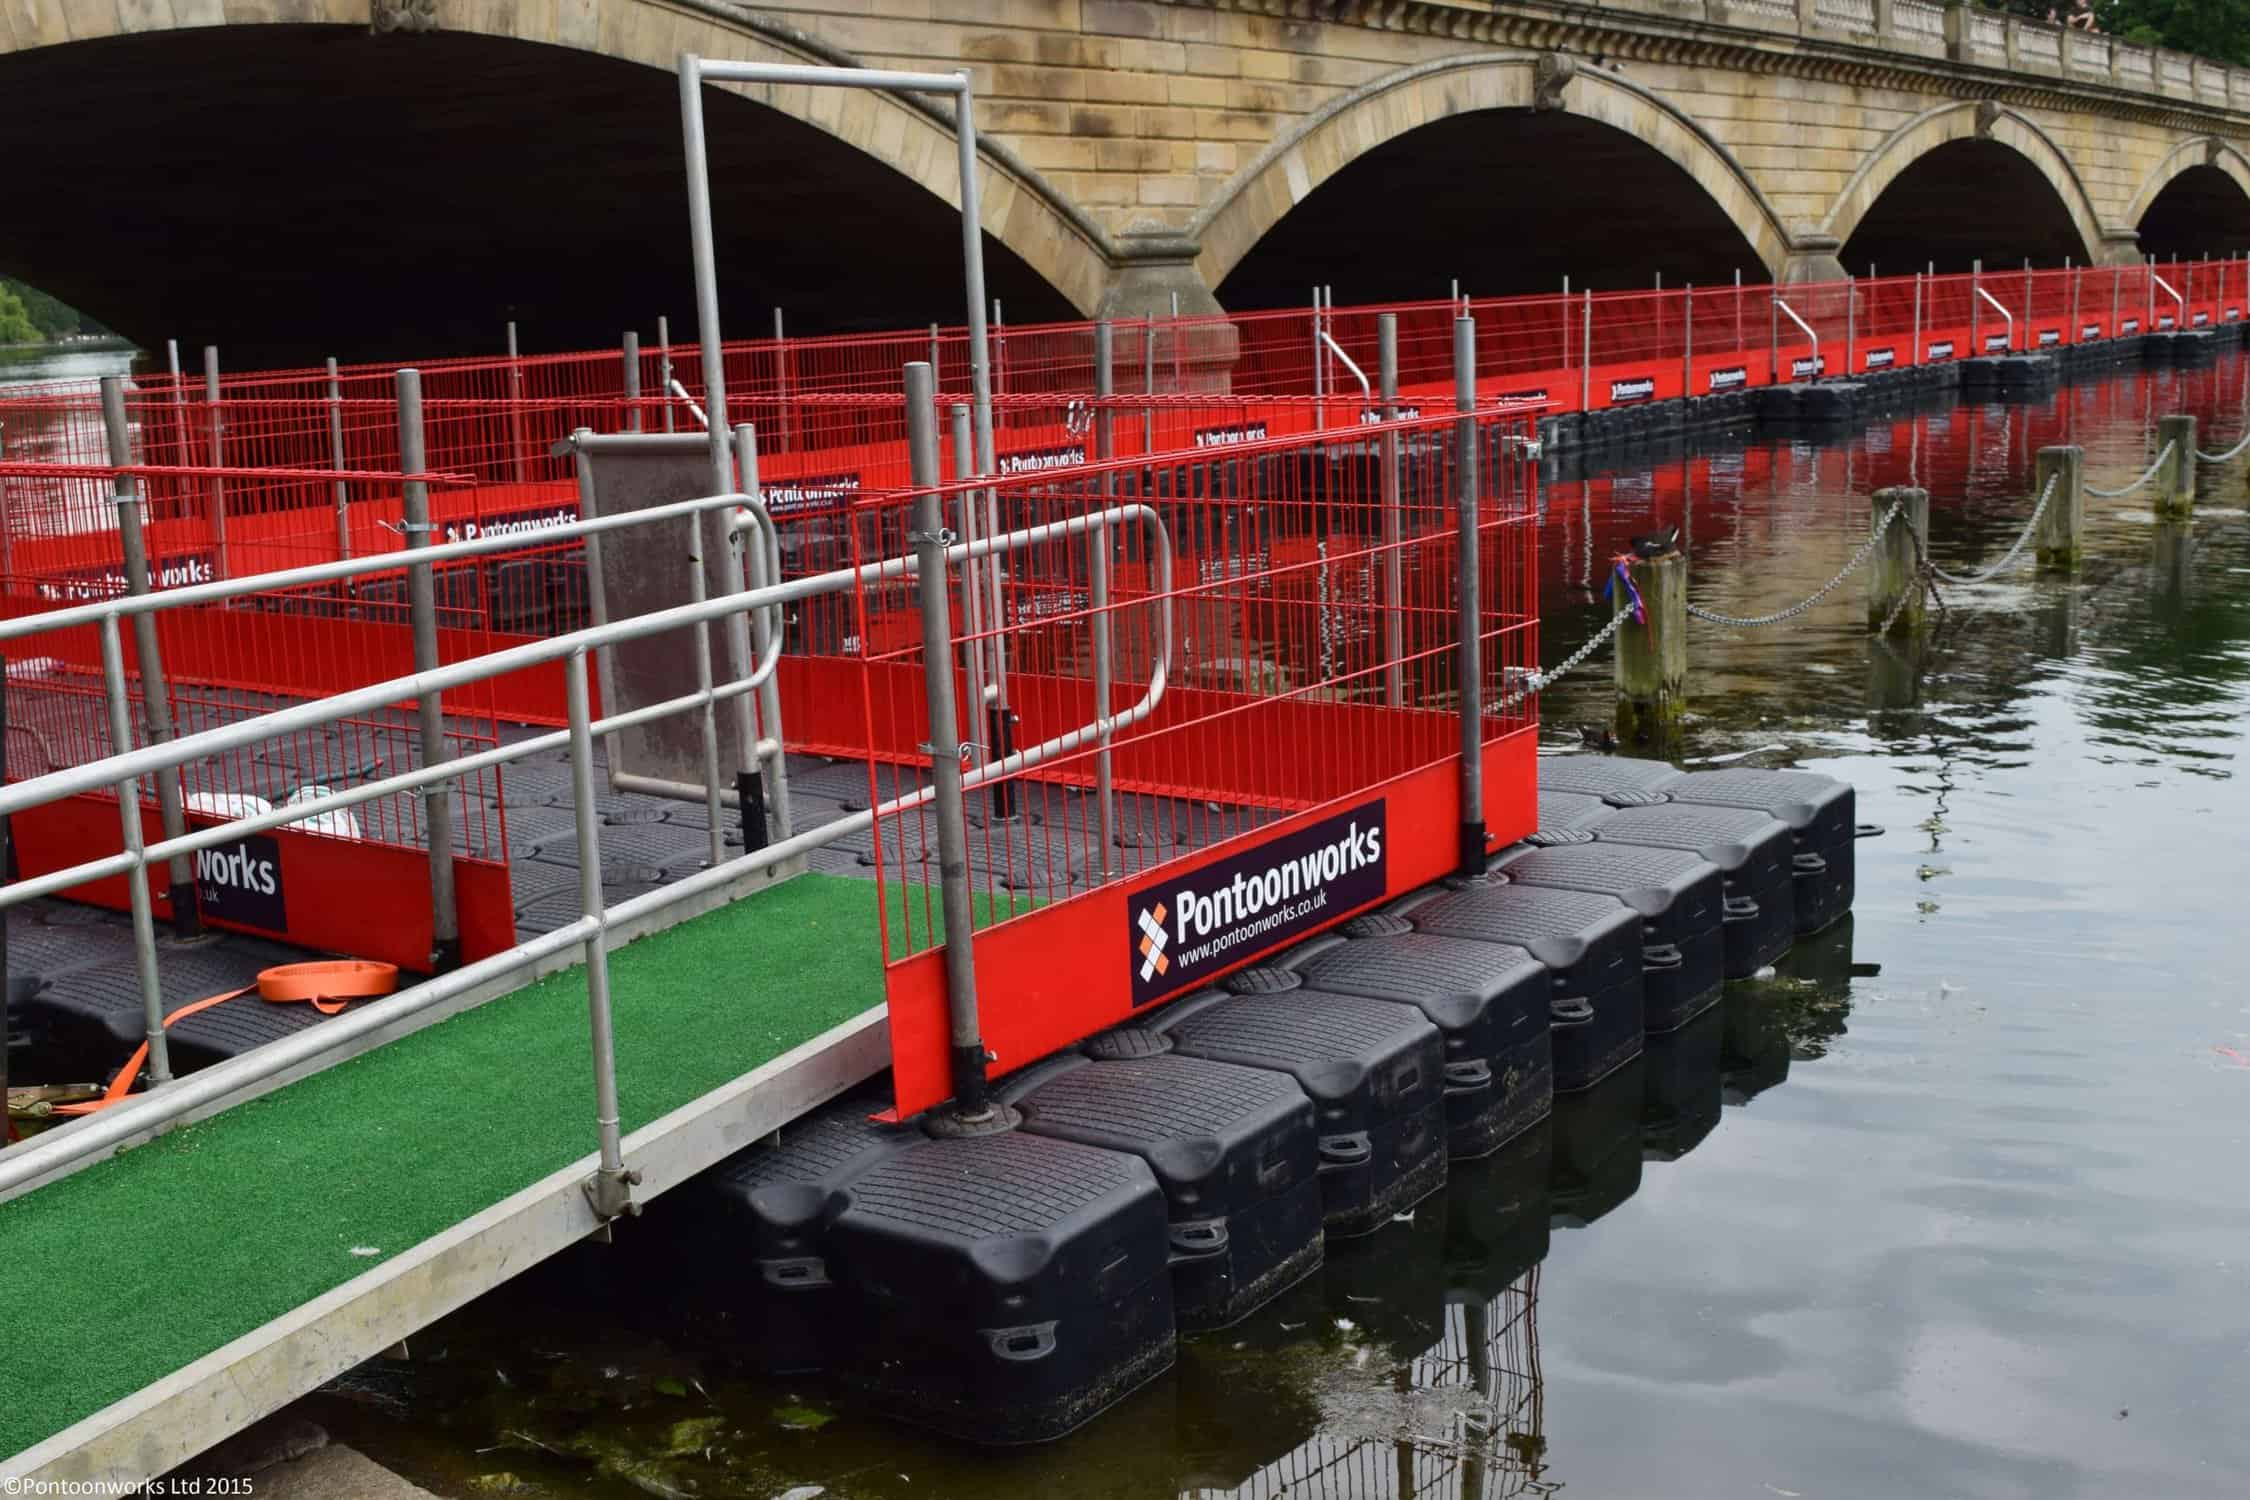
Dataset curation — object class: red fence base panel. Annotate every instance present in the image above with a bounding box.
[6,794,513,974]
[882,742,1536,1118]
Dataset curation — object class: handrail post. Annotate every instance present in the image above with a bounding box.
[506,320,528,484]
[1453,315,1485,876]
[102,377,199,941]
[326,357,352,563]
[97,616,172,1086]
[203,345,227,580]
[396,369,461,972]
[1580,289,1593,412]
[622,331,643,434]
[1379,313,1405,708]
[1972,258,1982,353]
[1090,323,1119,879]
[567,648,637,1222]
[657,314,675,434]
[730,422,792,849]
[905,362,996,1125]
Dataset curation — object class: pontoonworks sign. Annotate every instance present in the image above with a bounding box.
[1127,800,1387,1007]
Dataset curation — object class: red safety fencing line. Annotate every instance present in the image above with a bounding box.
[856,407,1541,1116]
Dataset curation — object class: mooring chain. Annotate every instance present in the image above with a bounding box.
[2195,429,2250,463]
[1493,606,1631,710]
[1878,524,1945,637]
[1681,496,1907,630]
[2085,439,2175,499]
[1925,470,2058,588]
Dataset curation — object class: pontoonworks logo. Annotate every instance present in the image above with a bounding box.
[1126,799,1387,1007]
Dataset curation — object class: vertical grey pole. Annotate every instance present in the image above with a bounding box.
[1913,273,1923,364]
[772,307,793,453]
[326,358,351,562]
[680,443,727,867]
[2113,265,2121,335]
[730,422,791,848]
[1142,315,1156,455]
[1768,282,1779,384]
[1562,275,1571,375]
[1378,313,1405,708]
[1845,273,1855,375]
[1581,290,1593,411]
[1682,283,1694,395]
[678,57,737,503]
[954,71,999,501]
[1312,285,1325,403]
[905,362,992,1121]
[2035,444,2084,572]
[1090,323,1118,877]
[2069,257,2080,344]
[1453,316,1485,876]
[950,401,990,743]
[103,377,198,941]
[506,320,528,484]
[657,314,676,434]
[165,339,187,471]
[930,323,942,383]
[567,648,635,1220]
[397,370,460,971]
[203,345,227,579]
[570,434,624,773]
[622,332,643,433]
[98,616,172,1085]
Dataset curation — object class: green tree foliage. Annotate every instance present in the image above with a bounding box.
[0,283,39,345]
[0,277,107,342]
[2094,0,2250,65]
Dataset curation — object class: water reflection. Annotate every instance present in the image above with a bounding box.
[307,348,2250,1497]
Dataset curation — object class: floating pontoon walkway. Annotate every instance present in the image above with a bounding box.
[0,872,892,1476]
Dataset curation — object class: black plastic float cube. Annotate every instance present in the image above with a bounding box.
[1535,755,1684,805]
[829,1131,1177,1445]
[1392,882,1644,1092]
[1004,1044,1324,1332]
[1285,924,1552,1160]
[1496,842,1726,1032]
[1664,767,1857,934]
[1149,981,1448,1238]
[689,1092,919,1375]
[1592,800,1795,977]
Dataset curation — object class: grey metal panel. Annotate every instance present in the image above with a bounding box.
[574,445,748,794]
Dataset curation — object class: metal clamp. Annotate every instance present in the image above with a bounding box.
[581,1165,643,1221]
[378,520,439,537]
[906,527,957,547]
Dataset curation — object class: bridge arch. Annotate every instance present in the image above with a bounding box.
[1190,54,1792,298]
[0,1,1112,357]
[2122,139,2250,261]
[1823,103,2106,269]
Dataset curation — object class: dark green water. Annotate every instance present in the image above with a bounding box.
[308,353,2250,1499]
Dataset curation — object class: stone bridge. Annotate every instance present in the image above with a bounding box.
[5,0,2250,360]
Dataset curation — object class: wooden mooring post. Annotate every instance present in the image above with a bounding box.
[2035,445,2084,572]
[1613,548,1686,744]
[2156,414,2196,517]
[1868,485,1930,635]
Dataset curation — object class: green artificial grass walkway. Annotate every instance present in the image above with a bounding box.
[0,872,890,1459]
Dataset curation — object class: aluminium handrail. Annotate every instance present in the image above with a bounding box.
[2151,270,2186,326]
[1773,296,1820,377]
[1319,330,1372,405]
[0,499,1174,1198]
[1975,284,2016,351]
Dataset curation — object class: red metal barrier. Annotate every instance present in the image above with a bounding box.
[858,408,1541,1117]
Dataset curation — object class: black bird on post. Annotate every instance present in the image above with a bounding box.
[1630,525,1681,560]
